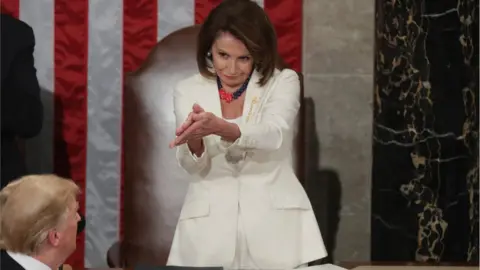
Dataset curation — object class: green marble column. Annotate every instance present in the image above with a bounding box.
[371,0,479,262]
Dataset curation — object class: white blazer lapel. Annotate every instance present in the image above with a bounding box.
[229,71,268,168]
[198,77,222,118]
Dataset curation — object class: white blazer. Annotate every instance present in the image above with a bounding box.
[167,68,327,269]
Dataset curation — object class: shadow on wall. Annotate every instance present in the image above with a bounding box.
[25,87,86,236]
[25,87,71,178]
[303,97,342,265]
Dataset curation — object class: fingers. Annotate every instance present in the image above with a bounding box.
[174,134,203,147]
[176,112,194,136]
[191,113,202,122]
[172,105,209,146]
[172,121,203,147]
[192,112,210,122]
[176,105,205,136]
[193,103,205,113]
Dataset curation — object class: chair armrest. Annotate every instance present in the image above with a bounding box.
[107,240,122,267]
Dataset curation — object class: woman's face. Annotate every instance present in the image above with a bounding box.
[211,31,254,89]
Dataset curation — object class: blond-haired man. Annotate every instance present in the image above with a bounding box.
[0,174,80,270]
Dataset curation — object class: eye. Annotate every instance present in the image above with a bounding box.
[218,52,229,58]
[239,56,250,61]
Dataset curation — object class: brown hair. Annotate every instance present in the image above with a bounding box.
[0,174,80,255]
[197,0,278,86]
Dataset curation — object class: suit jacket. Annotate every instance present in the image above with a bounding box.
[0,14,43,187]
[167,69,327,269]
[1,250,25,270]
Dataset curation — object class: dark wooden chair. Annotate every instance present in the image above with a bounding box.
[106,25,324,267]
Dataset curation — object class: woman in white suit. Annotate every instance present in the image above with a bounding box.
[168,0,327,269]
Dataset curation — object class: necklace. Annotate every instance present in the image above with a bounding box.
[217,74,251,103]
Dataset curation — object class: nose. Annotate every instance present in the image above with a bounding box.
[227,59,237,74]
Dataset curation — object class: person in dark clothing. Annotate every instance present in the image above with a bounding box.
[0,14,86,238]
[0,14,43,188]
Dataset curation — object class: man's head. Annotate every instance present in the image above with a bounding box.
[0,174,80,266]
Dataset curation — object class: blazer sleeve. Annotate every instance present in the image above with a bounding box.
[173,84,211,176]
[2,25,43,139]
[221,69,300,152]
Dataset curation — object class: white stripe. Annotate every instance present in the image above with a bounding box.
[19,0,55,175]
[85,0,123,267]
[157,0,195,40]
[253,0,264,8]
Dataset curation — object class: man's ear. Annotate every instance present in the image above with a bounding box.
[47,230,61,247]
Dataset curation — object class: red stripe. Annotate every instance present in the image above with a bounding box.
[0,0,19,18]
[195,0,222,24]
[54,0,88,267]
[121,0,158,239]
[264,0,303,72]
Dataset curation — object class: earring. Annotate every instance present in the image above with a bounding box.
[207,51,212,58]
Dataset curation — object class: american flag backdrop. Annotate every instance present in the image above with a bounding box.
[0,0,303,268]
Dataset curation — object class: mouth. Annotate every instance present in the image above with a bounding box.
[223,74,237,79]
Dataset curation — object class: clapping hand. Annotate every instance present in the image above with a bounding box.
[169,104,220,148]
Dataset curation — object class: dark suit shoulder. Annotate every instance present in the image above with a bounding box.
[1,13,33,32]
[0,13,36,84]
[0,250,25,270]
[0,14,35,46]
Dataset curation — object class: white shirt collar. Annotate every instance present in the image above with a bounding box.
[7,251,51,270]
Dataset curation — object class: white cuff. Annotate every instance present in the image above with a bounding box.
[176,138,209,175]
[218,123,256,151]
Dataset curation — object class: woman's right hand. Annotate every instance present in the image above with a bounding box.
[176,104,204,136]
[171,103,221,149]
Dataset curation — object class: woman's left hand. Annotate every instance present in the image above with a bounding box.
[169,104,221,148]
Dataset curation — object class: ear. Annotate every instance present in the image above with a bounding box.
[47,229,61,247]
